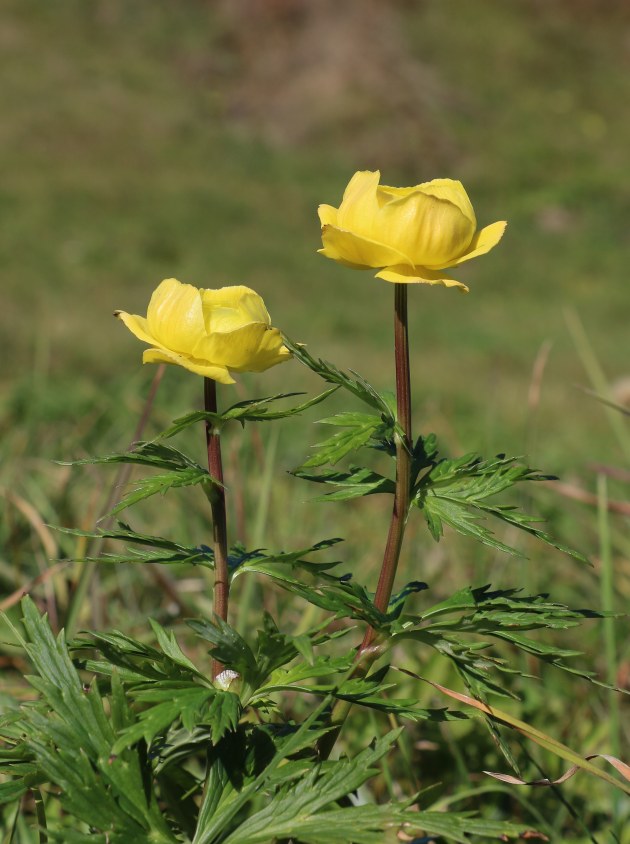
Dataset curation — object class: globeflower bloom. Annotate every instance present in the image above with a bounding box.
[318,170,506,291]
[115,278,290,384]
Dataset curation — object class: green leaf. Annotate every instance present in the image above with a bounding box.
[413,451,588,562]
[59,523,216,568]
[158,388,337,438]
[293,465,395,501]
[112,681,241,753]
[7,598,177,841]
[220,729,402,844]
[188,617,259,682]
[109,465,211,514]
[229,537,344,581]
[148,619,204,676]
[393,585,610,697]
[283,336,394,418]
[301,412,391,468]
[66,440,203,473]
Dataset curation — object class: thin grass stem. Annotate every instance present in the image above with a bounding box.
[65,364,165,638]
[597,472,621,831]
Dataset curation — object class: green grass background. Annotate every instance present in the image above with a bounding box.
[2,0,630,838]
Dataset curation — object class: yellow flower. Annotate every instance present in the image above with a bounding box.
[115,278,290,384]
[318,171,506,292]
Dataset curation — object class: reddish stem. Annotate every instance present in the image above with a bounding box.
[204,377,229,678]
[360,283,412,650]
[316,284,413,760]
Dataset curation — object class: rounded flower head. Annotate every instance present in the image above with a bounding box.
[115,278,290,384]
[318,171,506,292]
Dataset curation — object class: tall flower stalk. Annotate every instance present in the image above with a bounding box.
[204,377,229,678]
[315,171,506,758]
[363,283,412,642]
[115,278,290,677]
[317,284,412,759]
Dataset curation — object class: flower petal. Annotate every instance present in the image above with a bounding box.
[318,204,338,227]
[319,224,412,270]
[379,190,476,268]
[146,278,206,355]
[142,347,235,383]
[451,220,507,265]
[375,264,469,292]
[193,324,290,373]
[417,179,476,227]
[115,311,157,345]
[201,286,271,333]
[336,170,382,234]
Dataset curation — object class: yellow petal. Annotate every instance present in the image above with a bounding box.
[379,190,476,269]
[451,220,507,265]
[417,179,476,228]
[335,170,382,235]
[375,264,469,292]
[320,224,412,270]
[115,311,157,345]
[146,278,206,355]
[142,347,235,383]
[318,204,338,227]
[193,324,289,373]
[201,286,270,333]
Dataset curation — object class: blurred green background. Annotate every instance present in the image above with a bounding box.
[2,1,630,836]
[2,0,630,458]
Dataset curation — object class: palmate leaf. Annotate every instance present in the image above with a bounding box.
[111,683,240,753]
[283,336,395,419]
[77,624,206,685]
[413,449,588,562]
[219,728,528,844]
[3,598,177,842]
[392,585,609,696]
[157,387,337,439]
[189,616,259,682]
[294,465,395,501]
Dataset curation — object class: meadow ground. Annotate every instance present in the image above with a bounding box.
[1,1,630,839]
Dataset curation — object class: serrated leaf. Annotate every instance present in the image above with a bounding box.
[301,412,390,468]
[283,336,394,418]
[58,523,216,568]
[294,465,395,501]
[148,619,204,676]
[158,388,337,439]
[8,598,176,840]
[413,451,587,562]
[188,617,259,682]
[206,692,241,742]
[230,537,344,581]
[112,684,219,752]
[108,465,212,515]
[66,440,202,472]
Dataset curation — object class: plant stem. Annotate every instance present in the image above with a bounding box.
[361,282,412,648]
[317,283,413,759]
[204,377,229,679]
